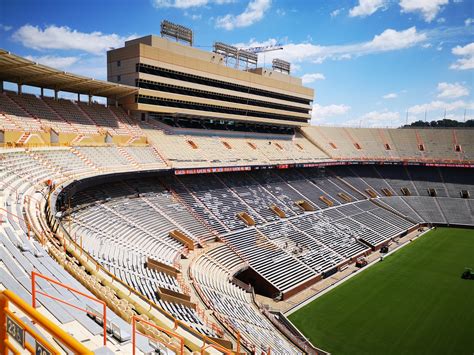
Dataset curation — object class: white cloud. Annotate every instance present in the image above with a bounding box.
[349,110,401,127]
[68,56,108,80]
[367,27,425,51]
[450,42,474,70]
[24,55,80,70]
[437,82,469,98]
[452,42,474,56]
[152,0,233,8]
[237,27,426,64]
[0,24,12,31]
[301,73,326,84]
[349,0,387,17]
[25,54,108,80]
[436,17,446,23]
[276,8,286,16]
[465,18,474,26]
[399,0,449,22]
[216,0,271,30]
[12,25,137,55]
[383,93,398,99]
[331,8,343,17]
[408,100,474,114]
[184,12,203,20]
[311,103,351,122]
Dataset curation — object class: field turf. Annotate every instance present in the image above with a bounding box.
[288,228,474,355]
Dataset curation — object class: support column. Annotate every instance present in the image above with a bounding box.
[0,81,3,93]
[88,94,92,105]
[77,93,80,103]
[40,88,44,97]
[18,83,22,95]
[54,90,58,100]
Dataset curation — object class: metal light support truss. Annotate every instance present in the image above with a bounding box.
[214,42,238,67]
[160,20,193,46]
[214,42,258,69]
[272,58,291,74]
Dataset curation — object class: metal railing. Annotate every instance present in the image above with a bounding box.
[31,271,107,346]
[0,289,93,354]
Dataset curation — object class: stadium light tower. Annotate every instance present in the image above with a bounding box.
[160,20,193,46]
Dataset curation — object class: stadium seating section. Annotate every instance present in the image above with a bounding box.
[1,90,473,354]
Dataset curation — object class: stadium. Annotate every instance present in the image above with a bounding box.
[0,18,473,355]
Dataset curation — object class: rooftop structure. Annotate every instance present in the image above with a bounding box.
[107,34,313,128]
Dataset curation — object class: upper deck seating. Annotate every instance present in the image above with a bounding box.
[0,92,43,132]
[6,92,76,133]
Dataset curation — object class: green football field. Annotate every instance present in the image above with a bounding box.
[289,228,474,355]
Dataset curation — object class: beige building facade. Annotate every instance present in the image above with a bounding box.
[107,35,314,127]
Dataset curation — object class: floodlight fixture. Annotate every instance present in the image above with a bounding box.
[160,20,193,46]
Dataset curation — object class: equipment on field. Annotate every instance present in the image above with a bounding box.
[356,257,368,268]
[461,268,474,280]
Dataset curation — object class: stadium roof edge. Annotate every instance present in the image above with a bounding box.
[0,49,137,98]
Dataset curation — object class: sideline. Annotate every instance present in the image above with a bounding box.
[285,227,433,316]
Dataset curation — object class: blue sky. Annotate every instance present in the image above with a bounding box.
[0,0,472,127]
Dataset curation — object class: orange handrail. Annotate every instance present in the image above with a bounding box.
[31,271,107,346]
[3,307,59,354]
[0,289,93,354]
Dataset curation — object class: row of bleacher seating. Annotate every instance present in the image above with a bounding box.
[165,168,375,231]
[1,142,472,353]
[0,148,219,351]
[3,90,473,168]
[0,151,149,352]
[191,244,300,354]
[302,126,474,162]
[142,121,330,168]
[331,165,473,199]
[220,199,414,294]
[0,146,166,184]
[60,165,428,345]
[0,91,144,136]
[327,164,473,226]
[379,196,474,226]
